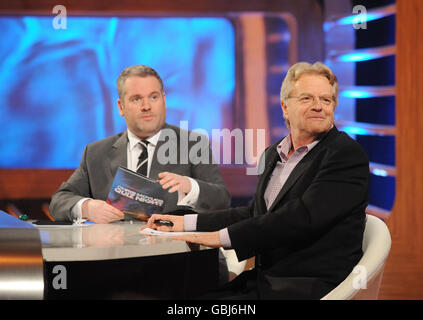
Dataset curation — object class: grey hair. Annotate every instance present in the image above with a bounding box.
[280,62,338,129]
[280,61,338,106]
[117,65,164,100]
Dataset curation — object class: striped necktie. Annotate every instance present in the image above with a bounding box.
[136,140,149,176]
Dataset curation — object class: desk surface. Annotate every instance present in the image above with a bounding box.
[35,221,210,262]
[1,214,218,299]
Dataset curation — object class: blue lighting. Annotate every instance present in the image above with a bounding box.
[371,168,388,177]
[337,13,383,26]
[341,126,370,136]
[341,90,373,99]
[338,52,377,62]
[0,16,235,169]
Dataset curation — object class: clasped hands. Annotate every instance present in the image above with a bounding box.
[82,171,192,224]
[141,214,222,248]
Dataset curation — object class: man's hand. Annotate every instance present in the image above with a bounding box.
[142,214,184,232]
[173,231,222,248]
[142,214,222,248]
[157,172,192,194]
[81,199,124,223]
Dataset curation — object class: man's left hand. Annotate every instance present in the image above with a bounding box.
[173,231,222,248]
[157,172,192,194]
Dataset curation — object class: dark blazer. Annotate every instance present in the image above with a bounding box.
[197,126,369,299]
[50,123,231,221]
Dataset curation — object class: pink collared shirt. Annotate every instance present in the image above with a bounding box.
[263,135,319,210]
[185,135,321,249]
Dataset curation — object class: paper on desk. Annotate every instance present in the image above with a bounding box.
[140,227,205,236]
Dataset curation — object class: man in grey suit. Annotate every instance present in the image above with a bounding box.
[49,65,231,223]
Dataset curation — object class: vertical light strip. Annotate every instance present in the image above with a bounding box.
[240,14,270,162]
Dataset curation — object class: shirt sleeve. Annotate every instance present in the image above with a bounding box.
[177,177,200,207]
[219,228,232,249]
[184,214,232,249]
[184,214,198,231]
[71,197,90,223]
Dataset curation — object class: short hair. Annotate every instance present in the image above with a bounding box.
[117,65,164,100]
[280,61,339,107]
[280,62,338,129]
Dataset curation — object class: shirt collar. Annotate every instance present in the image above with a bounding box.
[127,129,162,150]
[277,134,320,161]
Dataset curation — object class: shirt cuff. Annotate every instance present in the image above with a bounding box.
[219,228,232,249]
[184,214,198,232]
[71,197,90,223]
[177,177,200,208]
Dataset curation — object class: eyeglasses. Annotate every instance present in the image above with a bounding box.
[287,94,334,106]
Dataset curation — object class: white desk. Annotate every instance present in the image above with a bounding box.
[37,221,209,261]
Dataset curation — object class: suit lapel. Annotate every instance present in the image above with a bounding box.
[106,131,128,181]
[267,154,315,212]
[149,123,178,179]
[255,143,282,215]
[267,126,338,212]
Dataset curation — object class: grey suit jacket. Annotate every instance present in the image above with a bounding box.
[49,123,231,221]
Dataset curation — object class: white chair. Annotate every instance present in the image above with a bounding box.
[321,214,391,300]
[220,248,247,281]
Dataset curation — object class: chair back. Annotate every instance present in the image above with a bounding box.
[321,214,391,300]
